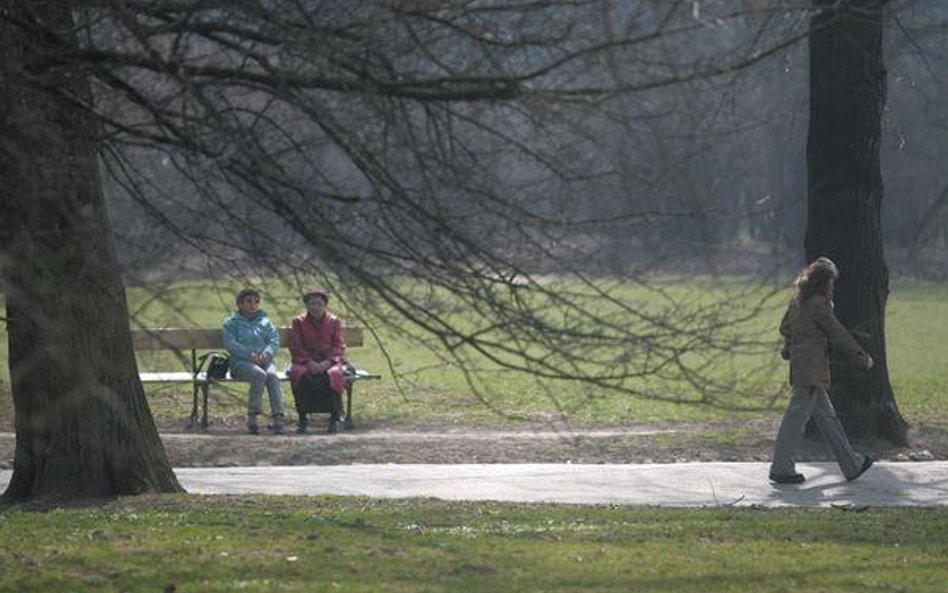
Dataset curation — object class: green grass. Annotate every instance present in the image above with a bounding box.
[1,495,946,592]
[2,279,947,432]
[122,277,781,427]
[129,278,948,431]
[884,283,948,431]
[2,278,946,590]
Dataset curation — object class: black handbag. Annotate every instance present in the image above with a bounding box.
[197,351,230,380]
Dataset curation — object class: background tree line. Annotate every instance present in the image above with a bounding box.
[100,1,948,280]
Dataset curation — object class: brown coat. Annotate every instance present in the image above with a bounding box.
[779,294,868,387]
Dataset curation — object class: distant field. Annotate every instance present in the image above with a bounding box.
[1,279,946,432]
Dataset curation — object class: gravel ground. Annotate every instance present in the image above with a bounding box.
[1,418,944,469]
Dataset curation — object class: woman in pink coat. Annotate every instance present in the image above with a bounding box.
[288,291,347,433]
[770,257,875,484]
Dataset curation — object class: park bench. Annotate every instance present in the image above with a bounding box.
[131,327,379,429]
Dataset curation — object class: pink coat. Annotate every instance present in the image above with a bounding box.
[287,312,346,390]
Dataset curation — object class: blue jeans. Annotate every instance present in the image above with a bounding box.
[231,361,285,419]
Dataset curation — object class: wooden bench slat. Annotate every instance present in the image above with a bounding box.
[138,370,380,383]
[131,326,364,350]
[139,372,199,383]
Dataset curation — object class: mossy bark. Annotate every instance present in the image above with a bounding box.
[1,1,182,500]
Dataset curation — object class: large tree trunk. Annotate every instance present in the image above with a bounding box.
[1,1,182,500]
[805,0,908,444]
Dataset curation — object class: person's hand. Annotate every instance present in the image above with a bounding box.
[307,360,331,373]
[863,353,874,371]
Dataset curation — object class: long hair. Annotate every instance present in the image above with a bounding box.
[792,257,838,304]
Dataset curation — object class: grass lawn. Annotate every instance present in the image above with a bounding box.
[128,278,948,433]
[1,283,946,593]
[1,279,947,435]
[1,495,946,593]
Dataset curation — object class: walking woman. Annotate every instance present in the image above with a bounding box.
[770,257,875,484]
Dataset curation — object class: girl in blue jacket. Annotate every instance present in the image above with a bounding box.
[223,288,285,434]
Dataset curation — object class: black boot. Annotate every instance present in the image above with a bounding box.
[247,414,260,435]
[296,413,308,434]
[328,413,339,435]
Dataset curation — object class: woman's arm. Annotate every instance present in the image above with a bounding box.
[810,298,872,368]
[779,301,793,359]
[328,317,346,359]
[261,318,280,360]
[288,318,312,365]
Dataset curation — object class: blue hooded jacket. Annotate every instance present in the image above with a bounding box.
[222,309,280,368]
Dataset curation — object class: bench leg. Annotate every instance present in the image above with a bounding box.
[201,383,210,429]
[188,381,200,428]
[345,382,354,428]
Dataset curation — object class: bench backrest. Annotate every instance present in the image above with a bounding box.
[130,327,364,351]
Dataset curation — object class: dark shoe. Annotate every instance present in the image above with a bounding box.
[296,415,308,434]
[769,472,805,484]
[328,415,339,435]
[847,456,874,482]
[271,414,285,435]
[247,424,260,435]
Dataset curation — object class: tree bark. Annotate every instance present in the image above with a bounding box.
[1,1,182,500]
[805,0,908,444]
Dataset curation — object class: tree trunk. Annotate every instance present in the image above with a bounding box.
[1,1,182,500]
[805,0,908,444]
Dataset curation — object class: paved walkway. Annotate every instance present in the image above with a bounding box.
[118,461,948,506]
[3,462,946,507]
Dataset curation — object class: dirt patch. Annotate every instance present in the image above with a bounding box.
[2,418,945,469]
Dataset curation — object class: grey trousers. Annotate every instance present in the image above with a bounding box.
[770,385,865,479]
[232,361,285,419]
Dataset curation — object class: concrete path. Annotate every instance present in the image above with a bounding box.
[83,461,948,506]
[3,462,945,507]
[172,462,948,507]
